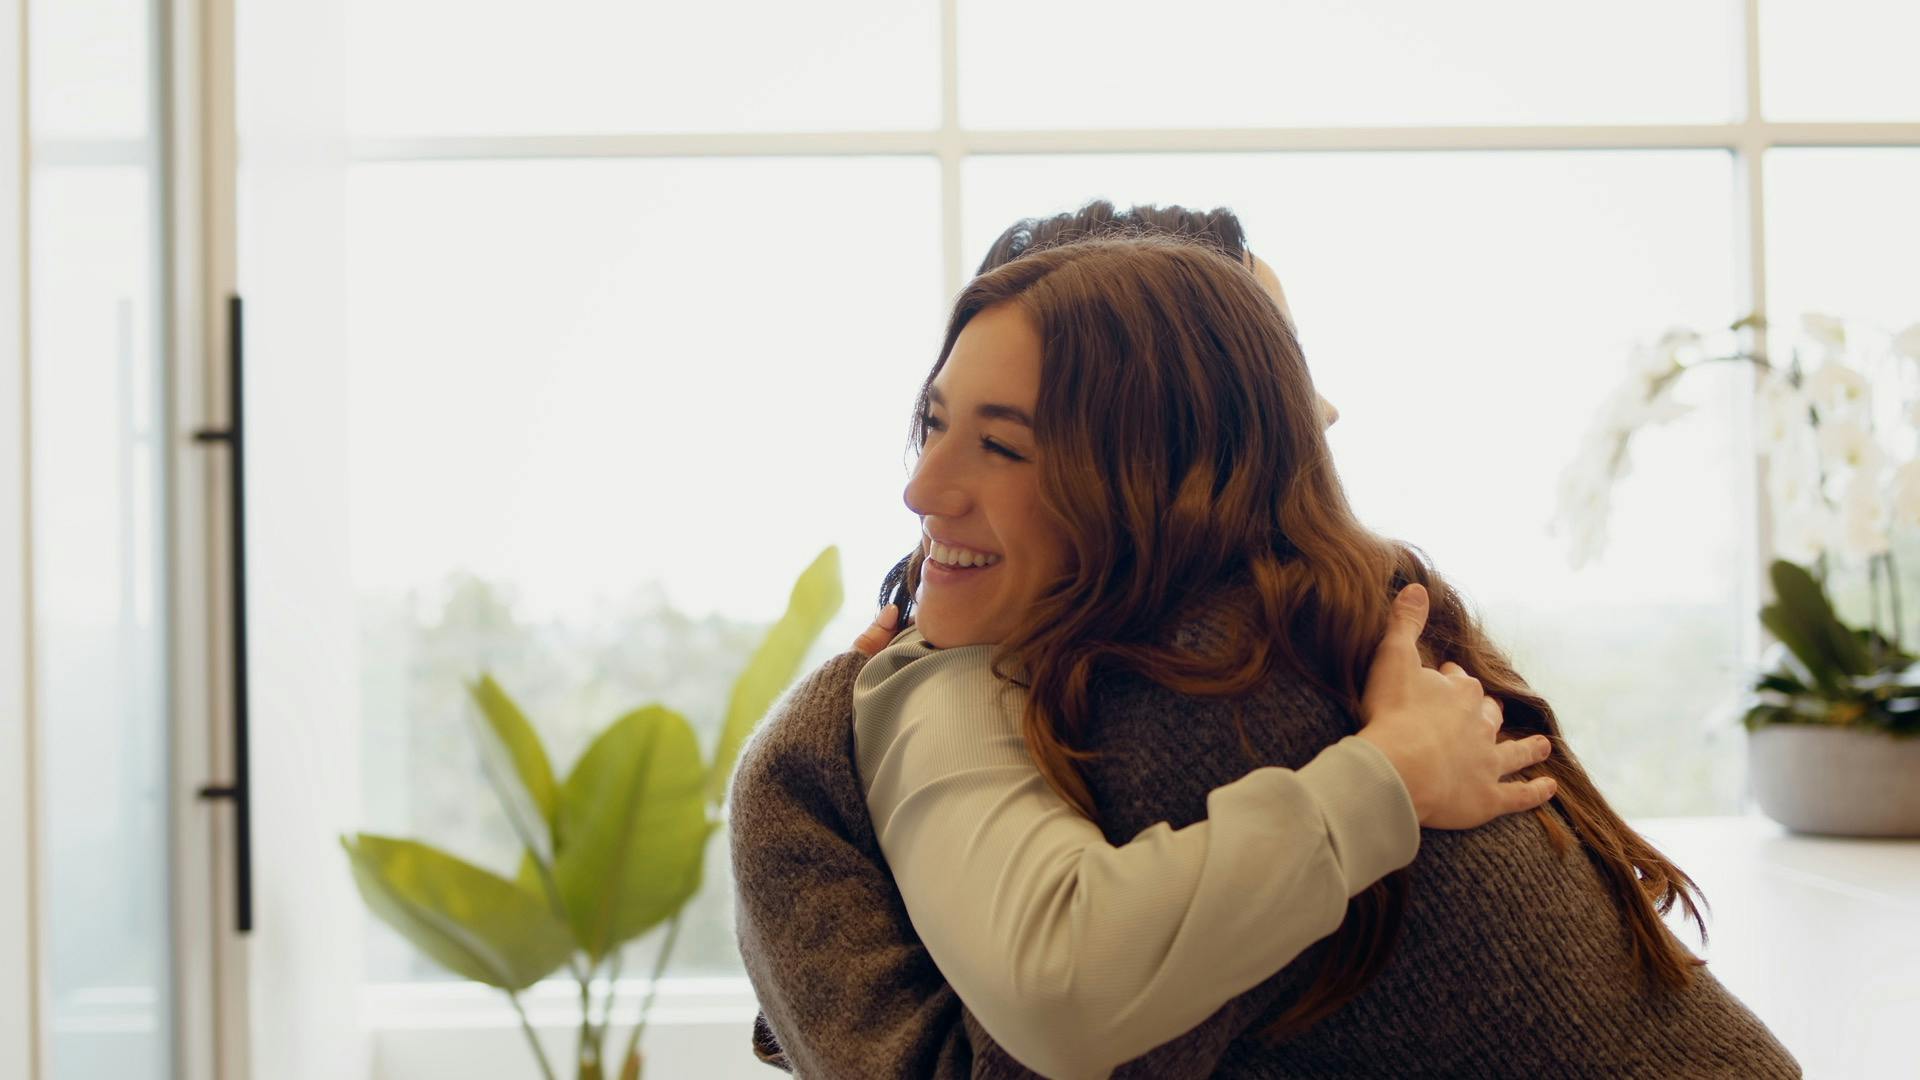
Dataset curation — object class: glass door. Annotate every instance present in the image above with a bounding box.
[26,0,176,1075]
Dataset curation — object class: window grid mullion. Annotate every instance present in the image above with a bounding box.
[938,0,964,300]
[346,121,1920,164]
[1736,0,1774,684]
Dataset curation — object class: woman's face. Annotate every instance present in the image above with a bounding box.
[903,255,1334,648]
[904,302,1070,649]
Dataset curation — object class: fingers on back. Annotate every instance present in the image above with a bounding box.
[1500,775,1558,814]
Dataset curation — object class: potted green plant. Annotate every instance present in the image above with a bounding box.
[1743,559,1919,834]
[1554,313,1920,836]
[342,547,844,1078]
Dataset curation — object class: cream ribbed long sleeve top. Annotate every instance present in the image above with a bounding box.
[851,626,1422,1080]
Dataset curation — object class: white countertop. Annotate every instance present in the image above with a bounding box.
[1629,813,1920,1080]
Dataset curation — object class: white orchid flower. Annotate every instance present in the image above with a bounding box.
[1638,327,1701,375]
[1893,322,1920,362]
[1555,434,1618,513]
[1817,419,1884,475]
[1893,458,1920,529]
[1770,499,1832,564]
[1595,379,1649,438]
[1803,362,1872,415]
[1765,431,1820,508]
[1551,431,1626,570]
[1554,506,1611,571]
[1802,312,1847,351]
[1756,374,1809,447]
[1600,372,1693,440]
[1627,342,1670,380]
[1837,474,1891,558]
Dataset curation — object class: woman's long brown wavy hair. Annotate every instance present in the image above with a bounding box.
[882,234,1711,1041]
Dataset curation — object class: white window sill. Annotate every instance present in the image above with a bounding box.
[1629,811,1920,1079]
[365,977,768,1080]
[366,813,1919,1079]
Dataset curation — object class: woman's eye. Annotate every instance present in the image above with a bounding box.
[919,411,1023,461]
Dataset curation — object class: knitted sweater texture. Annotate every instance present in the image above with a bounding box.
[729,602,1800,1078]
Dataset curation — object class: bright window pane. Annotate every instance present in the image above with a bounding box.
[345,0,940,137]
[29,0,173,1071]
[348,158,941,979]
[968,152,1744,815]
[32,161,173,1080]
[1767,150,1920,328]
[27,0,151,140]
[1760,1,1920,121]
[960,0,1738,129]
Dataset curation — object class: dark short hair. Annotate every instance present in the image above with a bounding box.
[976,199,1249,275]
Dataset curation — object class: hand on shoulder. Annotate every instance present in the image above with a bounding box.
[1356,583,1558,830]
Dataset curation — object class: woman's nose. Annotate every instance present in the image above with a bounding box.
[903,445,969,520]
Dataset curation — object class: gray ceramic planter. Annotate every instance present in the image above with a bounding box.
[1748,724,1920,837]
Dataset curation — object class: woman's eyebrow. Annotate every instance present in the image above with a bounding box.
[928,385,1033,428]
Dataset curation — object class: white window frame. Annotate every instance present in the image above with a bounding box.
[165,0,1920,1073]
[4,0,47,1076]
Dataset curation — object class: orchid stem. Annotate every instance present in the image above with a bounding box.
[1871,555,1886,666]
[1886,551,1906,657]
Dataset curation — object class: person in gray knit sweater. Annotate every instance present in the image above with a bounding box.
[730,212,1799,1077]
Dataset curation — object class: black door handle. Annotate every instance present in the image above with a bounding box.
[193,294,253,934]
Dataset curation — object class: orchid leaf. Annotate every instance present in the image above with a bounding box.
[1767,560,1873,680]
[1760,604,1842,697]
[1754,671,1808,696]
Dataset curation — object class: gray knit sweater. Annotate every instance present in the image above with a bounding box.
[729,613,1800,1078]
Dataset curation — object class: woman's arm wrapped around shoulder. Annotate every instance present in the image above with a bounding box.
[854,630,1422,1079]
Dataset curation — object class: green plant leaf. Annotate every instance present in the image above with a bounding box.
[706,546,845,807]
[1768,560,1874,678]
[340,833,575,990]
[515,849,545,895]
[468,674,559,862]
[1754,671,1809,695]
[553,706,710,961]
[1743,703,1787,731]
[1852,627,1917,670]
[1760,603,1842,697]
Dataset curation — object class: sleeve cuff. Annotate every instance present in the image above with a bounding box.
[1292,734,1421,897]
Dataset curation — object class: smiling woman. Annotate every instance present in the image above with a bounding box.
[907,307,1068,649]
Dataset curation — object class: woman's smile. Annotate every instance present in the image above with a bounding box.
[922,555,1001,584]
